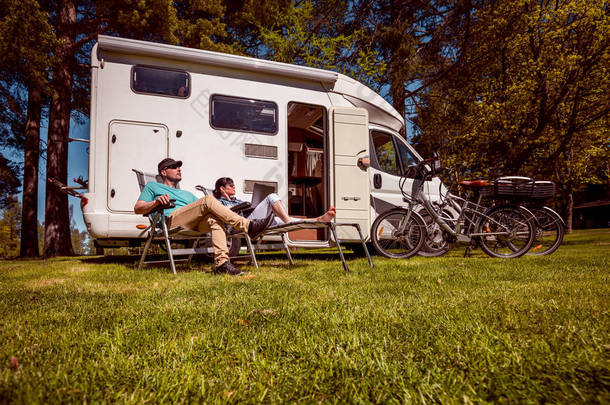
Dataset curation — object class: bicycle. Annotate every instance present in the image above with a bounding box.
[481,178,564,256]
[371,157,537,259]
[423,175,564,257]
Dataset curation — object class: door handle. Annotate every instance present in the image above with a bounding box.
[342,196,361,201]
[374,173,382,189]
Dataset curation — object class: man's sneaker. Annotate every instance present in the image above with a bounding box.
[215,261,244,276]
[248,213,274,240]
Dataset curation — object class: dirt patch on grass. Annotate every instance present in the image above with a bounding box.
[68,266,92,273]
[32,278,67,288]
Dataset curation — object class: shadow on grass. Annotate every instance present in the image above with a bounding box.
[81,255,141,265]
[79,250,365,268]
[81,251,366,264]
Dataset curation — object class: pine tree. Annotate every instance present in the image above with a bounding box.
[250,0,386,87]
[43,0,77,257]
[0,0,56,256]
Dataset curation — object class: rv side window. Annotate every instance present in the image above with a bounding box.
[210,95,277,135]
[132,66,190,98]
[371,131,400,176]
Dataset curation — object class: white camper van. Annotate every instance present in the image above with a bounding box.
[82,35,439,249]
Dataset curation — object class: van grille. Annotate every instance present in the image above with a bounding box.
[244,143,278,159]
[244,180,278,194]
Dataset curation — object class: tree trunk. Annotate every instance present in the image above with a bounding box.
[43,0,76,257]
[20,82,42,257]
[389,0,408,138]
[391,77,406,137]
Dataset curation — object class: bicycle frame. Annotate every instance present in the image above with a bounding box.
[404,170,531,243]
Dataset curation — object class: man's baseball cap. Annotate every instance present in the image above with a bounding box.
[158,158,182,173]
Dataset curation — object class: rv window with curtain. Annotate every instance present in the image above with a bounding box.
[210,95,277,135]
[132,66,190,98]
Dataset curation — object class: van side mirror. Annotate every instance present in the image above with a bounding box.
[357,156,370,170]
[431,152,441,173]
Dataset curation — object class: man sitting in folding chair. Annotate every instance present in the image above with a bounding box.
[134,158,274,276]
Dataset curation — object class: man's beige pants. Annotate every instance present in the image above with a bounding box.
[168,195,250,267]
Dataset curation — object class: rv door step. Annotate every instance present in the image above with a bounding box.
[170,247,215,255]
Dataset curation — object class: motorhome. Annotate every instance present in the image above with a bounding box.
[83,35,440,249]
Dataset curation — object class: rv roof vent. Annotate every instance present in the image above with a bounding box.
[244,143,278,160]
[244,180,277,194]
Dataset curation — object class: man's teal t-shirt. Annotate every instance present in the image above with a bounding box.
[138,182,198,217]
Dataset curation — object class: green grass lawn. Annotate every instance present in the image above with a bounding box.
[1,229,609,403]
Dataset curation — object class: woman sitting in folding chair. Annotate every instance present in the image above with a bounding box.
[213,177,336,226]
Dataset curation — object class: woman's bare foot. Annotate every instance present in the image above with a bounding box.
[316,206,336,222]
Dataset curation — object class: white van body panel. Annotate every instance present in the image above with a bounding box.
[330,107,370,240]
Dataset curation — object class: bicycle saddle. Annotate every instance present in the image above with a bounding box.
[459,180,490,188]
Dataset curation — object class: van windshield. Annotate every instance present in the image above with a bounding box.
[395,139,417,174]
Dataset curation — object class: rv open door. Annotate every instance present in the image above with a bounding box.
[330,107,371,240]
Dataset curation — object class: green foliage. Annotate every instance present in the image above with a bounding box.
[0,0,56,150]
[0,197,20,257]
[0,0,57,84]
[99,0,234,53]
[70,227,91,255]
[0,230,608,401]
[174,0,233,53]
[348,0,443,117]
[255,0,386,84]
[0,198,90,258]
[0,156,20,210]
[222,0,293,55]
[257,1,349,68]
[413,0,610,192]
[102,0,179,43]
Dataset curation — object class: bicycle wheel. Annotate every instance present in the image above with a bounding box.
[371,208,426,258]
[527,207,564,255]
[417,210,450,257]
[476,206,535,258]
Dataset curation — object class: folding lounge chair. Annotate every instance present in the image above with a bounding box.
[257,221,374,273]
[133,169,258,274]
[195,182,373,272]
[245,183,373,272]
